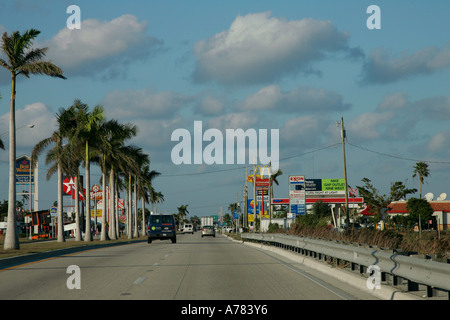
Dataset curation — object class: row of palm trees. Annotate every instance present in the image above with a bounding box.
[31,100,163,243]
[0,28,163,249]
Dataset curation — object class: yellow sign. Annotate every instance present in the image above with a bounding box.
[247,165,272,183]
[90,209,102,217]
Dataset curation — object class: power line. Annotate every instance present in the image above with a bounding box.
[347,142,450,165]
[160,142,342,177]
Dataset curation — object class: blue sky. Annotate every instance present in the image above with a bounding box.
[1,0,450,218]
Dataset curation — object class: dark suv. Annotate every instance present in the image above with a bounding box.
[147,214,177,243]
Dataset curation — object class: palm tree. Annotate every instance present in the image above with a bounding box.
[107,144,138,239]
[99,121,138,240]
[269,168,282,223]
[71,101,105,242]
[125,146,148,239]
[1,29,65,250]
[137,163,161,235]
[31,107,77,242]
[0,92,4,149]
[97,119,138,241]
[149,189,164,215]
[177,205,189,228]
[413,161,430,199]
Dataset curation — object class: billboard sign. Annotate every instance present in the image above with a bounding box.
[305,178,345,195]
[289,175,305,216]
[16,156,34,184]
[247,199,261,215]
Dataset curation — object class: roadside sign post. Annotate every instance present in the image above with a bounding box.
[289,175,305,218]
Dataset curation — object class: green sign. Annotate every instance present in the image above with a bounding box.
[322,179,345,191]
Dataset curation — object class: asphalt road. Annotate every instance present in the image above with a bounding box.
[0,233,378,300]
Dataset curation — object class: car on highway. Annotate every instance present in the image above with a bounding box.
[201,225,215,238]
[223,226,233,233]
[147,213,176,243]
[183,224,194,234]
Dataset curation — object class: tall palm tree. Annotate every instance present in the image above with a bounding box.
[1,29,65,250]
[124,146,148,239]
[99,121,138,240]
[71,101,105,242]
[137,163,160,235]
[413,161,430,199]
[96,119,137,240]
[149,189,164,215]
[177,204,189,228]
[107,144,138,239]
[0,92,4,149]
[31,107,76,242]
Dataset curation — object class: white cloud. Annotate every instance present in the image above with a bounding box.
[206,112,259,131]
[193,12,362,85]
[377,92,408,111]
[0,102,56,154]
[346,112,394,141]
[195,95,225,116]
[427,132,449,152]
[240,84,350,113]
[102,88,193,120]
[361,44,450,84]
[280,115,331,149]
[42,14,163,78]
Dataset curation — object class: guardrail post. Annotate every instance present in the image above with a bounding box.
[407,280,419,292]
[394,275,401,286]
[359,265,366,274]
[426,286,437,298]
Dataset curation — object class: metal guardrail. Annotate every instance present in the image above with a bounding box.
[242,233,450,298]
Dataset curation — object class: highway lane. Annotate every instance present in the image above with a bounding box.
[0,233,378,300]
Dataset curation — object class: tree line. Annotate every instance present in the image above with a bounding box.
[0,29,164,249]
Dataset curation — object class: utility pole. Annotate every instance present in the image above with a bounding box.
[243,166,248,231]
[253,163,256,233]
[340,117,350,229]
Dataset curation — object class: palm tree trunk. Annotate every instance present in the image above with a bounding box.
[100,172,108,241]
[128,173,132,239]
[141,197,146,235]
[57,163,65,242]
[115,182,119,237]
[109,169,117,240]
[133,178,138,238]
[84,141,92,241]
[74,175,82,241]
[4,74,19,250]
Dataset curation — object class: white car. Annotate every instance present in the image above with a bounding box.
[223,226,233,233]
[183,224,194,234]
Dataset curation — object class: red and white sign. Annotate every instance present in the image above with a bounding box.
[63,177,75,195]
[62,177,85,200]
[289,175,305,183]
[90,184,102,200]
[255,178,271,188]
[272,198,290,204]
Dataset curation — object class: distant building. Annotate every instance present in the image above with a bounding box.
[387,201,450,230]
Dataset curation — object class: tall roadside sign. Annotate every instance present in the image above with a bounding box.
[289,175,305,217]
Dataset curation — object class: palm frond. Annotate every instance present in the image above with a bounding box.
[18,61,66,79]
